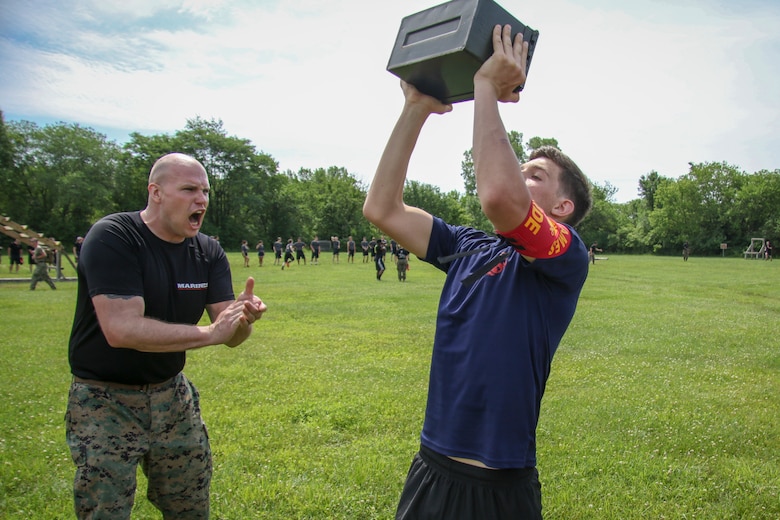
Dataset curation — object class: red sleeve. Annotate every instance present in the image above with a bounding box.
[496,200,572,259]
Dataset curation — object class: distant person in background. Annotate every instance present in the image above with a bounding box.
[8,238,23,273]
[369,237,377,261]
[73,236,84,263]
[347,236,356,263]
[27,243,35,272]
[256,240,265,266]
[29,238,56,290]
[66,152,266,519]
[361,236,370,263]
[294,237,307,265]
[241,240,250,267]
[282,238,294,270]
[310,235,320,265]
[331,236,340,263]
[396,245,410,282]
[682,241,689,262]
[273,237,283,266]
[374,236,387,281]
[589,242,602,265]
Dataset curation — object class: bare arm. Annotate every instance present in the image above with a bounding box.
[363,81,452,259]
[473,24,532,232]
[93,277,266,353]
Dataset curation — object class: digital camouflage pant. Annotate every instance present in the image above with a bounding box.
[66,373,211,519]
[397,258,408,281]
[30,261,56,290]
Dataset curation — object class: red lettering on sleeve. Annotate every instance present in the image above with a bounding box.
[497,201,572,259]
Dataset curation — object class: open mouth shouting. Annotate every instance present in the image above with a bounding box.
[189,210,205,230]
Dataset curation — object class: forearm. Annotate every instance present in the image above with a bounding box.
[103,314,222,353]
[472,83,529,226]
[364,103,429,223]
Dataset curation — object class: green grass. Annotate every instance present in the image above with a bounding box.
[0,254,778,519]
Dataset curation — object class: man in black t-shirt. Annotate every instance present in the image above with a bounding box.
[331,235,340,263]
[8,239,23,273]
[273,237,283,265]
[294,237,307,265]
[374,236,387,280]
[66,153,267,519]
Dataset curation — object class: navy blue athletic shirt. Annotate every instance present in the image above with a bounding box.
[420,217,588,468]
[68,211,234,384]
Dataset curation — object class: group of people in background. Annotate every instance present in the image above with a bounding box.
[237,234,412,281]
[4,237,58,290]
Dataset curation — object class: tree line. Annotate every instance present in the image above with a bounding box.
[1,111,777,256]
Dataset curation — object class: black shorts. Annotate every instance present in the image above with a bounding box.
[395,445,542,520]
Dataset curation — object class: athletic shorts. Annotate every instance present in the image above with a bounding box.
[395,445,542,520]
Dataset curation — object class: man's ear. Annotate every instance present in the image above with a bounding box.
[148,183,161,203]
[550,197,574,221]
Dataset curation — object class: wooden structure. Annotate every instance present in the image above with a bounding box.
[1,215,76,279]
[743,238,766,259]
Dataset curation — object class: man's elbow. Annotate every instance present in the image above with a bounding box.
[362,201,383,227]
[100,324,134,349]
[479,190,511,221]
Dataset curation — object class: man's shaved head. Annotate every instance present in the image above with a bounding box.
[148,153,206,186]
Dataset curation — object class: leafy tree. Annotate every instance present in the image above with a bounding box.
[0,111,13,173]
[287,166,368,242]
[2,120,121,243]
[729,168,780,245]
[613,199,652,253]
[526,136,559,154]
[578,181,619,250]
[638,171,666,211]
[403,180,466,225]
[121,132,179,212]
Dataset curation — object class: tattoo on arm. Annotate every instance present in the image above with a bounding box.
[104,294,136,300]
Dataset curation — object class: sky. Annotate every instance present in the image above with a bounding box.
[1,0,779,203]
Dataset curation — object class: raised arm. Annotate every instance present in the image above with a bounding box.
[363,81,452,259]
[472,24,532,232]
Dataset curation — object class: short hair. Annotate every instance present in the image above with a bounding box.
[530,146,592,227]
[148,153,204,186]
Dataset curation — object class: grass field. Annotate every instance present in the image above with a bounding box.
[0,253,778,519]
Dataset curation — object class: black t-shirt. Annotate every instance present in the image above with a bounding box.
[68,212,234,384]
[9,241,22,259]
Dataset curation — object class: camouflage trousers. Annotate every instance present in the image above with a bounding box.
[30,262,56,290]
[397,258,408,281]
[65,372,212,519]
